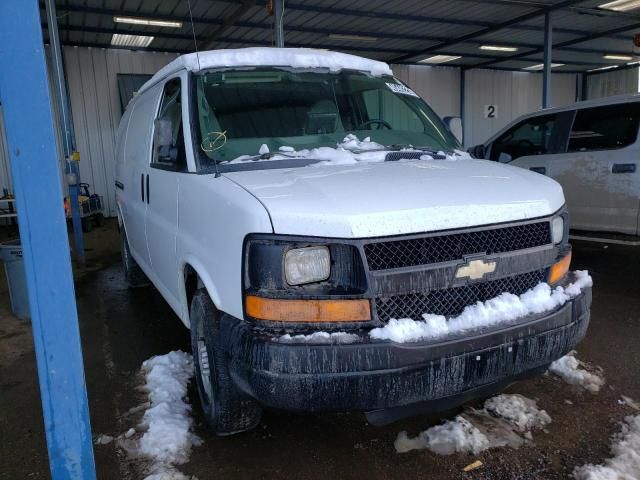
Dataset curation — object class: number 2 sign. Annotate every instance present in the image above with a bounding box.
[484,105,498,119]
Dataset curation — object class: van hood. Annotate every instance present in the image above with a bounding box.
[223,159,565,238]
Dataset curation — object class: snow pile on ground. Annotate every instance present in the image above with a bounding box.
[395,394,551,455]
[107,351,201,480]
[395,416,489,455]
[371,271,592,343]
[483,394,552,431]
[549,352,605,393]
[573,415,640,480]
[277,331,359,344]
[230,134,470,165]
[137,351,201,470]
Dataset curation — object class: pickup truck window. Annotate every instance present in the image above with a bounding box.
[193,69,459,169]
[567,103,640,152]
[490,114,558,162]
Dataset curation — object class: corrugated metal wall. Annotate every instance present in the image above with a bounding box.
[585,67,639,100]
[392,65,461,119]
[462,70,577,148]
[63,47,179,216]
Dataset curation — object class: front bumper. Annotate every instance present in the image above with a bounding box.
[223,286,591,416]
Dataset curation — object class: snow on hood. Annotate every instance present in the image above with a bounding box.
[139,48,392,94]
[230,134,469,165]
[223,137,565,238]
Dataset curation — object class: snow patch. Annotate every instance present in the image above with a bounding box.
[277,331,359,344]
[137,351,201,476]
[371,271,592,343]
[109,351,201,480]
[95,435,114,445]
[396,394,551,455]
[549,352,605,393]
[484,394,552,431]
[140,47,392,95]
[573,415,640,480]
[229,134,469,166]
[395,416,489,455]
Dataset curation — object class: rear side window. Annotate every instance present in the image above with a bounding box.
[568,103,640,152]
[490,114,557,162]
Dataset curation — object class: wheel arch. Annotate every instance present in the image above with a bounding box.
[180,256,224,328]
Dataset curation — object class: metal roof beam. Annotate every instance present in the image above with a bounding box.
[470,20,640,69]
[457,0,640,21]
[387,0,589,63]
[46,2,631,42]
[199,0,253,50]
[48,24,605,67]
[43,5,635,60]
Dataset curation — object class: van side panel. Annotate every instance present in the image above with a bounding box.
[176,175,273,326]
[118,83,164,268]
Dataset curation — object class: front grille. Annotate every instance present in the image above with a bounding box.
[374,270,547,322]
[364,221,551,271]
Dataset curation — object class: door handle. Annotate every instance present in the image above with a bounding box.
[612,163,636,174]
[530,167,546,174]
[146,174,150,204]
[140,173,145,202]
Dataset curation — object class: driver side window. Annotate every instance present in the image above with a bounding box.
[152,78,187,170]
[490,114,557,162]
[362,89,424,132]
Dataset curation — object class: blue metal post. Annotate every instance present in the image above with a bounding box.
[0,1,97,478]
[45,0,86,266]
[542,12,552,108]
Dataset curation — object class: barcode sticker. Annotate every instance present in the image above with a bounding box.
[385,82,419,97]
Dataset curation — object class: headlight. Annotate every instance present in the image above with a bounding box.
[551,216,564,244]
[284,246,331,285]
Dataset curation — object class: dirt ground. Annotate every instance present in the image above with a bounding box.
[1,219,639,479]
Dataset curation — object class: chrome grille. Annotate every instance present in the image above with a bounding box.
[364,221,551,271]
[374,270,547,322]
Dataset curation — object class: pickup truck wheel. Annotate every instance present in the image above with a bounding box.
[120,230,149,288]
[190,290,262,436]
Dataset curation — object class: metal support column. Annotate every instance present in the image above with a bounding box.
[576,73,584,102]
[274,0,285,48]
[542,12,552,109]
[0,0,96,478]
[460,68,466,147]
[45,0,85,266]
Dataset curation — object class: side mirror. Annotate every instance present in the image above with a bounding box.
[154,118,177,163]
[469,144,486,159]
[443,116,463,145]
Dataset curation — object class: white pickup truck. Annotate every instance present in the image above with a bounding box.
[115,48,592,435]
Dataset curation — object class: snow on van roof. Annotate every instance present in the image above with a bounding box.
[138,47,393,94]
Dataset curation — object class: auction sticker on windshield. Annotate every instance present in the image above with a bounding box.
[386,82,419,97]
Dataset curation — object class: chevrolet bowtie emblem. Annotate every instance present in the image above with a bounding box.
[455,259,497,280]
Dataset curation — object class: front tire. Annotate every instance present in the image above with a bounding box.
[120,229,149,288]
[190,289,262,435]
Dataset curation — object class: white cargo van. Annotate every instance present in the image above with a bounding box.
[116,48,591,435]
[470,95,640,235]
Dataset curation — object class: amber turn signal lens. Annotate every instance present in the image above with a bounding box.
[548,250,572,285]
[245,296,371,323]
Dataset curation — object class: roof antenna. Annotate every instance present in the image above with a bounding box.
[186,0,201,70]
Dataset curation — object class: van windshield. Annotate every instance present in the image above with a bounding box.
[193,68,459,169]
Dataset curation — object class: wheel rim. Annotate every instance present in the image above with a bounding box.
[197,334,213,403]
